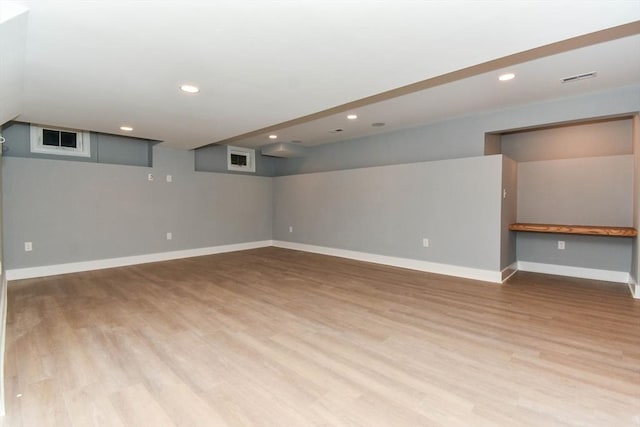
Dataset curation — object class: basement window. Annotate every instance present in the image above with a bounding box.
[30,125,91,157]
[227,146,255,172]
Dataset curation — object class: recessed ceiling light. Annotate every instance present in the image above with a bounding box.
[347,114,358,120]
[269,134,278,139]
[120,126,133,131]
[498,73,515,81]
[180,84,200,93]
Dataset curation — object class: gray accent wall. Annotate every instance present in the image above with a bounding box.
[2,122,97,163]
[501,118,632,162]
[632,115,640,287]
[516,155,633,226]
[272,87,638,279]
[2,146,273,269]
[95,133,152,167]
[1,122,154,167]
[1,86,638,284]
[498,116,636,277]
[515,155,633,274]
[0,144,6,416]
[273,155,503,271]
[500,156,517,270]
[195,144,277,177]
[516,233,632,272]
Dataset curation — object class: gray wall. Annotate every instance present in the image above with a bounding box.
[500,156,517,270]
[272,87,638,279]
[2,86,638,281]
[500,117,636,275]
[517,155,633,226]
[1,122,153,167]
[273,155,503,271]
[275,86,640,176]
[632,115,640,287]
[516,233,632,272]
[501,118,632,162]
[2,146,273,269]
[0,141,5,416]
[515,154,633,274]
[195,144,278,177]
[95,133,152,167]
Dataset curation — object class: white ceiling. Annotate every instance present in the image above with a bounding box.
[242,34,640,148]
[3,1,640,150]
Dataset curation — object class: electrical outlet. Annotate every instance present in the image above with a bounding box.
[503,188,507,199]
[557,240,565,250]
[288,226,293,233]
[166,232,172,240]
[147,173,154,181]
[422,238,429,247]
[24,242,33,252]
[166,174,172,182]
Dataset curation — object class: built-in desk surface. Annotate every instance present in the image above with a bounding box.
[509,223,638,237]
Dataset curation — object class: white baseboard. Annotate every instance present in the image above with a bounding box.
[517,261,629,284]
[6,240,273,281]
[272,240,502,283]
[629,276,639,299]
[6,240,635,292]
[501,262,518,282]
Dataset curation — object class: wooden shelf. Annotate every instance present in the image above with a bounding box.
[509,223,637,237]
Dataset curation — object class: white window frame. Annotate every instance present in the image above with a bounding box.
[30,125,91,157]
[227,145,255,173]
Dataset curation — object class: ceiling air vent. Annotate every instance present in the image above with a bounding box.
[329,128,344,133]
[561,71,597,84]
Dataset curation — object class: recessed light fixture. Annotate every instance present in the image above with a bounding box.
[180,84,200,93]
[347,114,358,120]
[269,134,278,139]
[498,73,515,81]
[120,126,133,132]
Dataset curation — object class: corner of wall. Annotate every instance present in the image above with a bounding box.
[629,275,639,299]
[0,272,6,416]
[500,154,518,270]
[631,113,640,287]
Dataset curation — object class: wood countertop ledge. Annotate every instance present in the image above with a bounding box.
[509,223,638,237]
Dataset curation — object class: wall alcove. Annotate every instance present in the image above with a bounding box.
[486,114,638,286]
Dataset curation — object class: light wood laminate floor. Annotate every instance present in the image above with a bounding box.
[4,247,640,426]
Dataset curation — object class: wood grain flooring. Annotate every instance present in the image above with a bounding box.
[3,247,640,426]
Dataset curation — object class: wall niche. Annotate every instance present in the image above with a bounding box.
[489,115,636,282]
